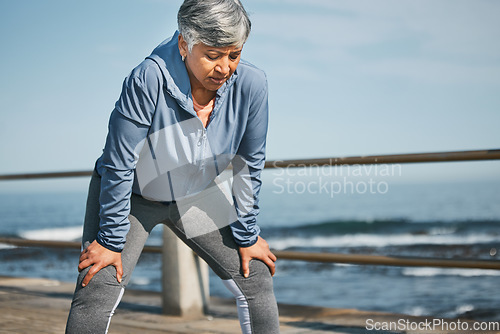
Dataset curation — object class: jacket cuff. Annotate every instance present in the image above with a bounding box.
[96,234,124,253]
[230,220,261,247]
[235,236,259,248]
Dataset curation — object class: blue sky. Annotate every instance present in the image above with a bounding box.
[0,0,499,191]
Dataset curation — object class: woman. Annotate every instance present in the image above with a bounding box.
[65,0,280,333]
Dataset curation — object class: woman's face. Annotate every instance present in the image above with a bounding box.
[179,35,242,94]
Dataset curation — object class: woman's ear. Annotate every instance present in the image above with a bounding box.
[178,34,188,60]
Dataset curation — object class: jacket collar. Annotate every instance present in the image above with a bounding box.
[146,31,238,116]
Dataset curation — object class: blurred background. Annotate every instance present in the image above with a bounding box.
[1,0,499,321]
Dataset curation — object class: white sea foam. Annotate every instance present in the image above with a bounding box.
[455,304,474,314]
[429,227,457,235]
[402,267,500,277]
[130,277,151,286]
[440,304,476,319]
[268,233,500,250]
[0,243,16,250]
[405,306,429,317]
[20,226,83,241]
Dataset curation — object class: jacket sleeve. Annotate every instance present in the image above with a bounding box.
[230,78,269,247]
[96,64,159,252]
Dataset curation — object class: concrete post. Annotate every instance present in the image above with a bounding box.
[161,226,209,317]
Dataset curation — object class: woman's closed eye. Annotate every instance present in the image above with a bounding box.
[229,53,241,60]
[206,53,240,61]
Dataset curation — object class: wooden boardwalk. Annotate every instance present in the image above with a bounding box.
[0,276,498,334]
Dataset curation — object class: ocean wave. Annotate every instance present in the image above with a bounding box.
[268,232,500,250]
[19,226,83,241]
[402,268,500,277]
[455,304,475,315]
[405,304,476,319]
[404,306,429,317]
[266,219,500,237]
[429,227,457,235]
[129,277,152,286]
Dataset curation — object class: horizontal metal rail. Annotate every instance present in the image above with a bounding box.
[0,170,92,180]
[1,237,499,270]
[274,250,500,270]
[0,149,499,270]
[0,237,161,254]
[265,148,500,169]
[0,149,499,180]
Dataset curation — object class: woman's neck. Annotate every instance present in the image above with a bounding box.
[191,88,216,106]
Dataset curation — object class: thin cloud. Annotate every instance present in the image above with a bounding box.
[249,0,500,85]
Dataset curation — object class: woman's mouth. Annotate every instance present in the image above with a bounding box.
[209,77,226,85]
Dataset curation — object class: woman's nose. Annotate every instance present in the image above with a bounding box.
[215,57,230,75]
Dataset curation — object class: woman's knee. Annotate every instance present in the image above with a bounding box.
[236,259,275,294]
[76,264,125,292]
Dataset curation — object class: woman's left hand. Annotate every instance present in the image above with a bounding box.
[238,236,277,278]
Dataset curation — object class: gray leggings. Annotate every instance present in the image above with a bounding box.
[65,172,280,333]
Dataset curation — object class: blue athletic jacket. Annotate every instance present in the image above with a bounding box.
[94,31,268,252]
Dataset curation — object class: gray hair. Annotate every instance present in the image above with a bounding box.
[177,0,251,52]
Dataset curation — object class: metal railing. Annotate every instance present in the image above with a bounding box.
[1,148,499,316]
[264,148,500,168]
[1,148,499,270]
[0,237,500,271]
[1,148,499,181]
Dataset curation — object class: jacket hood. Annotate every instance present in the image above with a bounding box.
[146,31,238,114]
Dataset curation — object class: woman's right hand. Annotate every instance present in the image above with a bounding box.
[238,236,277,278]
[78,240,123,287]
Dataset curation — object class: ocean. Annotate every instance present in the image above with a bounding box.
[1,173,499,321]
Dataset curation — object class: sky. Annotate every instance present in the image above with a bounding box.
[0,0,499,192]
